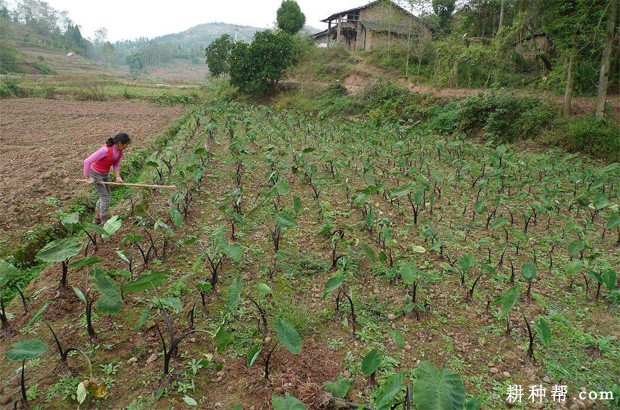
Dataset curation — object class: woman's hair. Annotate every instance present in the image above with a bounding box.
[106,132,132,147]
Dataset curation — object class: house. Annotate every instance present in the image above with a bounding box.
[312,0,431,51]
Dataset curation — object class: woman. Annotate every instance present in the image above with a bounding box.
[84,133,131,224]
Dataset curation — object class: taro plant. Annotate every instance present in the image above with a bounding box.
[36,236,83,290]
[521,311,552,361]
[398,260,429,320]
[73,266,123,342]
[323,270,357,335]
[270,211,297,254]
[492,286,520,336]
[521,261,538,301]
[5,339,48,409]
[194,229,242,289]
[0,260,28,328]
[246,316,302,380]
[361,348,382,385]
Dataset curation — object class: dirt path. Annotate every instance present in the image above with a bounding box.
[339,63,620,119]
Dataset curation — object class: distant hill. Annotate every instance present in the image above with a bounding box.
[153,22,262,46]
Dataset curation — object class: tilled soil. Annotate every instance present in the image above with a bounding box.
[0,98,185,245]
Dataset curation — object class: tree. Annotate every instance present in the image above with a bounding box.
[595,0,618,118]
[230,30,298,94]
[205,34,234,77]
[432,0,456,34]
[276,0,306,35]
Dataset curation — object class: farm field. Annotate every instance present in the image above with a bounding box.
[0,99,618,410]
[0,98,186,250]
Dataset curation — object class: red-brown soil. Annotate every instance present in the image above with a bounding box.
[0,99,185,245]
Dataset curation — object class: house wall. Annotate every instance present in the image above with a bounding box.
[358,2,430,51]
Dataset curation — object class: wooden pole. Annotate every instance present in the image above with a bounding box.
[78,180,177,189]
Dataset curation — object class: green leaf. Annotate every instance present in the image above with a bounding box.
[457,254,476,272]
[214,325,232,353]
[323,273,345,298]
[388,328,405,348]
[360,241,376,262]
[102,215,122,238]
[182,395,197,406]
[535,317,552,347]
[361,349,382,376]
[246,344,262,368]
[116,250,130,264]
[601,270,617,292]
[465,397,483,410]
[324,377,352,399]
[375,372,404,410]
[293,195,302,215]
[492,287,520,320]
[156,297,183,313]
[0,260,22,286]
[95,269,122,315]
[5,339,48,361]
[521,262,537,282]
[274,318,301,355]
[24,300,52,329]
[412,361,465,410]
[226,276,243,314]
[133,306,151,330]
[60,212,80,227]
[565,260,584,275]
[272,393,307,410]
[255,283,272,296]
[36,237,83,263]
[568,239,584,256]
[73,286,87,304]
[170,209,184,227]
[122,271,168,293]
[221,241,243,261]
[399,261,417,285]
[606,213,620,229]
[69,256,102,269]
[274,211,297,228]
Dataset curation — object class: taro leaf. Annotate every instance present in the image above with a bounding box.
[156,297,183,313]
[122,271,168,293]
[568,239,585,256]
[171,210,184,227]
[480,263,497,276]
[490,217,509,230]
[226,276,243,314]
[73,286,87,304]
[492,287,520,320]
[411,245,426,254]
[601,270,617,292]
[399,261,417,285]
[593,193,609,210]
[387,184,413,198]
[70,256,102,269]
[272,392,307,410]
[84,222,108,236]
[360,241,376,263]
[274,318,301,355]
[457,254,476,272]
[5,339,48,361]
[375,372,404,410]
[195,280,212,293]
[324,377,352,399]
[182,395,198,407]
[134,201,149,217]
[221,241,243,261]
[102,215,122,238]
[0,260,22,285]
[60,212,80,227]
[565,260,584,275]
[255,283,272,296]
[521,262,537,282]
[466,397,483,410]
[36,236,83,263]
[361,349,382,376]
[388,328,405,349]
[95,268,122,315]
[246,344,262,368]
[323,273,345,299]
[24,300,52,329]
[133,306,151,330]
[77,381,87,404]
[412,361,465,410]
[274,211,297,228]
[214,325,232,353]
[293,195,302,215]
[535,317,552,347]
[274,179,290,196]
[606,213,620,229]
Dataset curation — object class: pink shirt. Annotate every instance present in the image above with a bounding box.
[84,145,123,177]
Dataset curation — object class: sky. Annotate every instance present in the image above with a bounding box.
[16,0,377,42]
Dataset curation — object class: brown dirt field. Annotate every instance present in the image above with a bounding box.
[0,99,185,246]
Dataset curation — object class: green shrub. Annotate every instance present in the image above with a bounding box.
[553,116,620,161]
[0,44,23,74]
[422,101,460,134]
[0,76,24,97]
